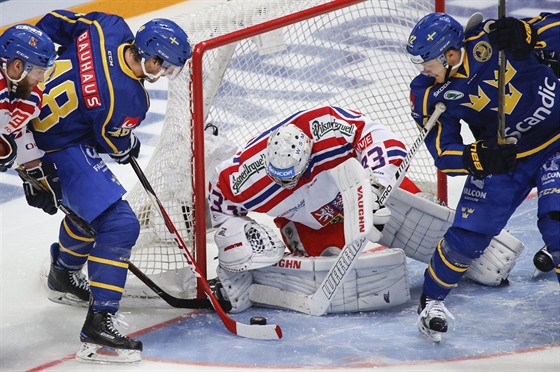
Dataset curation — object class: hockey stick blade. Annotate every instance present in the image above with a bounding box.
[16,166,223,311]
[127,261,232,311]
[130,158,282,340]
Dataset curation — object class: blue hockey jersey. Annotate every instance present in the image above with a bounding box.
[410,12,560,176]
[31,10,150,154]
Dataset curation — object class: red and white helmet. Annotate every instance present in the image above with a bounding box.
[265,124,312,189]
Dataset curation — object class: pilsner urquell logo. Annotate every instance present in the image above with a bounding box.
[232,154,266,193]
[312,119,355,139]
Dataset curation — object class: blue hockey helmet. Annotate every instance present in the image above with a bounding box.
[0,24,56,69]
[135,18,192,80]
[406,13,464,65]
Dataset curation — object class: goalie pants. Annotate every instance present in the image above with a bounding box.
[424,148,560,300]
[44,145,140,313]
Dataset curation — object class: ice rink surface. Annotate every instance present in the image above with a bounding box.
[0,0,559,371]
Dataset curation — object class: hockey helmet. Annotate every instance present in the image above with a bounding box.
[0,24,56,81]
[406,13,464,65]
[135,18,192,80]
[265,123,313,189]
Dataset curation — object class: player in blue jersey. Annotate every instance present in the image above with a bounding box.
[27,10,191,363]
[406,12,560,343]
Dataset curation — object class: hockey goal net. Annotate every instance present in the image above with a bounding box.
[124,0,444,301]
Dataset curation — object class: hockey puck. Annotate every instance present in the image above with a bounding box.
[533,247,554,273]
[250,316,267,325]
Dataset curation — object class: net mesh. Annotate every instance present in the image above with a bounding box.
[124,0,437,299]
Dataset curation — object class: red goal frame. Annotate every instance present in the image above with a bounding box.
[190,0,446,297]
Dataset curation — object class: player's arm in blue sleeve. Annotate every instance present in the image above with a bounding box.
[36,10,129,47]
[92,85,147,155]
[527,12,560,50]
[526,13,560,77]
[410,77,468,176]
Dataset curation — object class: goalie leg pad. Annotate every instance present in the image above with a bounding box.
[216,266,253,313]
[465,229,525,286]
[380,187,526,285]
[380,188,454,263]
[252,248,410,313]
[215,217,286,272]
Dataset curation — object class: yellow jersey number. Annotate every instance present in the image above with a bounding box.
[32,60,80,132]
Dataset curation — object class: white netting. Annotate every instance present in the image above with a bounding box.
[124,0,437,299]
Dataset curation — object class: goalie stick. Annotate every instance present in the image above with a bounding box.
[16,166,223,311]
[250,102,447,315]
[129,157,282,340]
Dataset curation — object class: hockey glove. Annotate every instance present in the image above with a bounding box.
[485,18,537,59]
[535,50,560,78]
[21,162,63,215]
[0,134,17,172]
[368,181,392,243]
[462,138,518,180]
[109,134,141,164]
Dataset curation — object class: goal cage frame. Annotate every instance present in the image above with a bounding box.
[124,0,446,301]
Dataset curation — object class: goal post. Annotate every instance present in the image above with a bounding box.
[125,0,445,301]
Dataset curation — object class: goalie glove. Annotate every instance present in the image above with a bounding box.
[0,134,17,172]
[368,181,392,243]
[462,138,517,180]
[484,18,537,59]
[21,162,62,215]
[109,133,141,164]
[215,216,286,272]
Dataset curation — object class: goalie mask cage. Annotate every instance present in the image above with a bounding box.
[124,0,445,301]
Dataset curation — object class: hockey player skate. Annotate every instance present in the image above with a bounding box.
[417,293,455,343]
[47,243,90,306]
[76,305,143,364]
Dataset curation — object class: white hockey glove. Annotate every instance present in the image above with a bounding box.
[214,216,286,272]
[368,181,391,243]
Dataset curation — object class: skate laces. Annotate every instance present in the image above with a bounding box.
[104,312,130,338]
[69,270,90,291]
[421,299,455,327]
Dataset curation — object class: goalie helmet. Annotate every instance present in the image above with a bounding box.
[135,18,192,80]
[265,123,313,189]
[406,13,464,65]
[0,24,56,80]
